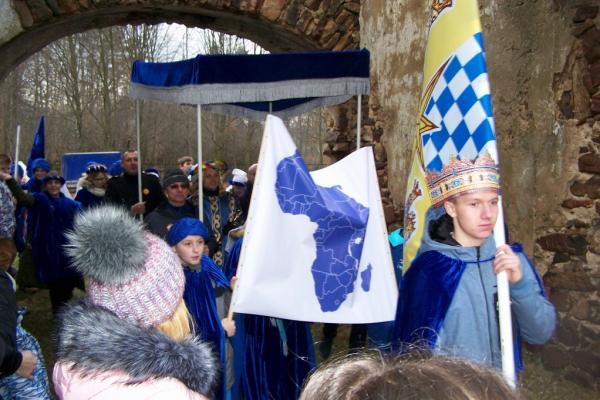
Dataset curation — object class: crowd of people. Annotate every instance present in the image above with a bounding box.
[0,149,556,399]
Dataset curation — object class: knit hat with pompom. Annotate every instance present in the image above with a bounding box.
[65,205,184,328]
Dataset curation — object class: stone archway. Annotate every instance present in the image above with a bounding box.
[0,1,361,81]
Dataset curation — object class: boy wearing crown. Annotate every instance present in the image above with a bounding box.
[393,154,555,371]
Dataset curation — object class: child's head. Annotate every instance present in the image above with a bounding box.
[167,218,210,267]
[31,158,50,180]
[0,154,11,174]
[300,352,520,400]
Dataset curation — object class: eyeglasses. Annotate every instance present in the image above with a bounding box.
[168,183,189,190]
[86,164,107,174]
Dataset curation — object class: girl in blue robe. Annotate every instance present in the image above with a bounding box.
[167,218,235,400]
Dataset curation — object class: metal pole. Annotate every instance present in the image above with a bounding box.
[136,99,143,221]
[13,125,20,181]
[356,94,362,151]
[269,102,273,114]
[197,105,203,222]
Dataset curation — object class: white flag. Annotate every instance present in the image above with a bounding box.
[231,115,398,323]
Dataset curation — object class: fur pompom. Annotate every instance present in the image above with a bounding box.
[65,205,146,285]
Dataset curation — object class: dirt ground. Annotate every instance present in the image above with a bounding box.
[15,288,600,400]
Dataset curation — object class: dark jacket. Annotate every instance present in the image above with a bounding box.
[74,188,105,209]
[145,200,197,240]
[105,173,164,216]
[0,271,20,377]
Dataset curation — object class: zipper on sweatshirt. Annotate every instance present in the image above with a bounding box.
[476,246,496,366]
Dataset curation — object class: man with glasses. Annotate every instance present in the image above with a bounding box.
[145,169,196,239]
[105,150,164,217]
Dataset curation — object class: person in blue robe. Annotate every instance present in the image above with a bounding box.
[167,218,235,400]
[225,236,315,400]
[392,156,555,373]
[1,170,83,314]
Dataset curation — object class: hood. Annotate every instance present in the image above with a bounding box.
[419,207,496,261]
[54,300,218,397]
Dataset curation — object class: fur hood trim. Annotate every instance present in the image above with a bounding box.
[54,300,218,397]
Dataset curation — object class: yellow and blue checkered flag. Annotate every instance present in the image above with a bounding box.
[403,0,499,270]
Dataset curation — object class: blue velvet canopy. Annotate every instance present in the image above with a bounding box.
[129,49,370,120]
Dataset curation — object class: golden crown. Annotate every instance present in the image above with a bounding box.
[425,153,499,207]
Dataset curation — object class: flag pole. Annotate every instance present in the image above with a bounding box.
[494,198,516,387]
[197,104,203,222]
[136,99,143,222]
[13,125,20,181]
[356,94,362,151]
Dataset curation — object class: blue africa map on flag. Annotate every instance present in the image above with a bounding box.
[275,150,371,312]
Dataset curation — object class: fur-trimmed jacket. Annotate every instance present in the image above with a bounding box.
[52,301,219,400]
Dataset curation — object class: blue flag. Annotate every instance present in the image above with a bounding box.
[26,116,45,176]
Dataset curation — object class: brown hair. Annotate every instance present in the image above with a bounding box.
[300,352,521,400]
[0,154,11,167]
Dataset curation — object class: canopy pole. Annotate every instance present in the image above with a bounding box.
[269,102,273,114]
[356,94,362,151]
[136,99,143,221]
[197,104,203,222]
[13,125,20,181]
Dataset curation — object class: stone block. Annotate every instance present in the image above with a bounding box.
[570,176,600,199]
[555,317,580,347]
[536,233,588,255]
[383,203,396,224]
[261,0,286,21]
[546,269,594,291]
[590,61,600,89]
[541,344,571,370]
[562,197,594,208]
[572,350,600,377]
[564,368,597,389]
[573,20,595,37]
[550,288,571,312]
[305,0,320,11]
[581,27,600,64]
[23,0,53,22]
[573,5,598,23]
[552,252,570,264]
[571,295,591,320]
[590,300,600,324]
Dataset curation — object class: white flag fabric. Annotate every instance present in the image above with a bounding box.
[231,115,398,323]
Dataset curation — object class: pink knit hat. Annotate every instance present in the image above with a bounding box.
[65,206,184,328]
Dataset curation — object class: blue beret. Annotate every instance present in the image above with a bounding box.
[167,218,209,246]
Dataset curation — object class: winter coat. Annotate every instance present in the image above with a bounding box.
[53,301,218,400]
[105,173,164,216]
[74,187,105,209]
[145,200,197,240]
[6,179,82,284]
[395,208,556,370]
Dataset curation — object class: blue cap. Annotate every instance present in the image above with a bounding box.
[31,158,50,173]
[167,218,209,246]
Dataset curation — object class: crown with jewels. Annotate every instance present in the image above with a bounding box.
[425,153,499,207]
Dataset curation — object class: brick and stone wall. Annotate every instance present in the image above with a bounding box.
[536,5,600,389]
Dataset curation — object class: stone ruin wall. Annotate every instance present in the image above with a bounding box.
[535,4,600,389]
